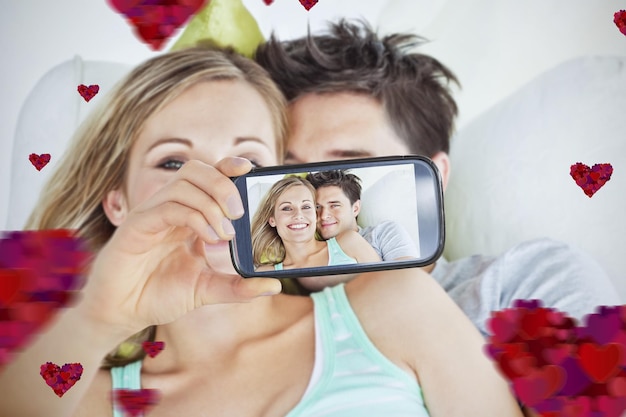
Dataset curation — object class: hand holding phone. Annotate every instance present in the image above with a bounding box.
[230,156,445,278]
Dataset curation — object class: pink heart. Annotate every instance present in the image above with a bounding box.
[142,341,165,358]
[569,162,613,198]
[112,388,161,417]
[28,153,51,171]
[77,84,99,102]
[40,362,83,397]
[107,0,208,50]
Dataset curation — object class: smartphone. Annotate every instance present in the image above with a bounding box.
[229,156,445,278]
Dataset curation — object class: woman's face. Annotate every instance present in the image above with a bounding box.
[269,185,317,243]
[106,80,278,272]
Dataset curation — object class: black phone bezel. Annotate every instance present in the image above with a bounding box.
[229,155,445,278]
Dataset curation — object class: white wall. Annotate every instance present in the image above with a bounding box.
[2,0,625,230]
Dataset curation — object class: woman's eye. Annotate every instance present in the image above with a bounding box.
[158,159,185,170]
[281,207,292,211]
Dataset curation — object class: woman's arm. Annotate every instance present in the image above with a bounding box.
[346,268,524,417]
[335,230,381,263]
[0,158,281,417]
[0,301,132,417]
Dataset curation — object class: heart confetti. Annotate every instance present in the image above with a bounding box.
[40,362,83,397]
[112,389,161,417]
[107,0,208,50]
[569,162,613,198]
[0,230,89,368]
[142,341,165,358]
[615,10,626,36]
[486,301,626,416]
[28,153,51,171]
[299,0,318,11]
[263,0,274,5]
[77,84,100,102]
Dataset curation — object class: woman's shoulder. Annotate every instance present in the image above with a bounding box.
[73,368,113,417]
[343,268,460,359]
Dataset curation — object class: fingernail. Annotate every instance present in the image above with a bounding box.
[207,225,219,241]
[232,157,250,166]
[227,194,244,218]
[260,291,279,296]
[221,218,236,236]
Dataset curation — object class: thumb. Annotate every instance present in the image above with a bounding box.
[195,270,282,305]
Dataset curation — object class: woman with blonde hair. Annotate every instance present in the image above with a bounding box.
[252,175,380,271]
[0,45,524,417]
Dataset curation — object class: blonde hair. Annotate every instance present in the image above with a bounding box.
[24,46,288,367]
[251,176,317,267]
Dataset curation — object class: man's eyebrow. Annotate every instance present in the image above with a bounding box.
[147,138,192,152]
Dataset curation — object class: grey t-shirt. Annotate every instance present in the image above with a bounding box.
[430,238,621,338]
[358,221,419,261]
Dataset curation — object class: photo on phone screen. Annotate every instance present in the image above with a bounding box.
[230,156,445,279]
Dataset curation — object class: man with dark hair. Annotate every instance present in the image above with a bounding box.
[254,19,618,341]
[306,169,418,262]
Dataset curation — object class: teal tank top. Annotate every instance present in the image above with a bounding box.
[110,284,430,417]
[274,237,357,270]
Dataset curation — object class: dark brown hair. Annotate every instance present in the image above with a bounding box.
[306,170,362,205]
[254,19,460,156]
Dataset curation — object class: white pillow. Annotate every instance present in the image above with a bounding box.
[358,169,420,248]
[443,55,626,299]
[8,56,131,230]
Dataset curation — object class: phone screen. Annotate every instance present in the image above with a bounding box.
[230,156,444,278]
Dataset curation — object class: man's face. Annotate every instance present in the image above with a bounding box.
[285,92,410,164]
[315,185,360,240]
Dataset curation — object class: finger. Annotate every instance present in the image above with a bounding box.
[177,160,247,220]
[137,179,237,241]
[213,156,254,178]
[195,271,282,305]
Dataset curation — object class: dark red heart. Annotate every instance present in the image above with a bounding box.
[107,0,208,50]
[615,10,626,36]
[77,84,100,102]
[569,162,613,198]
[142,340,165,358]
[28,153,51,171]
[112,389,161,417]
[486,301,626,416]
[40,362,83,397]
[298,0,318,11]
[0,230,89,368]
[263,0,274,4]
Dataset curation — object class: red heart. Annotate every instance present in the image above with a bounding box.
[40,362,83,397]
[263,0,274,4]
[578,342,623,383]
[0,270,22,305]
[569,162,613,198]
[142,340,165,358]
[487,302,626,416]
[298,0,318,11]
[615,10,626,36]
[77,84,99,102]
[107,0,208,50]
[0,230,89,368]
[112,389,161,417]
[28,153,51,171]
